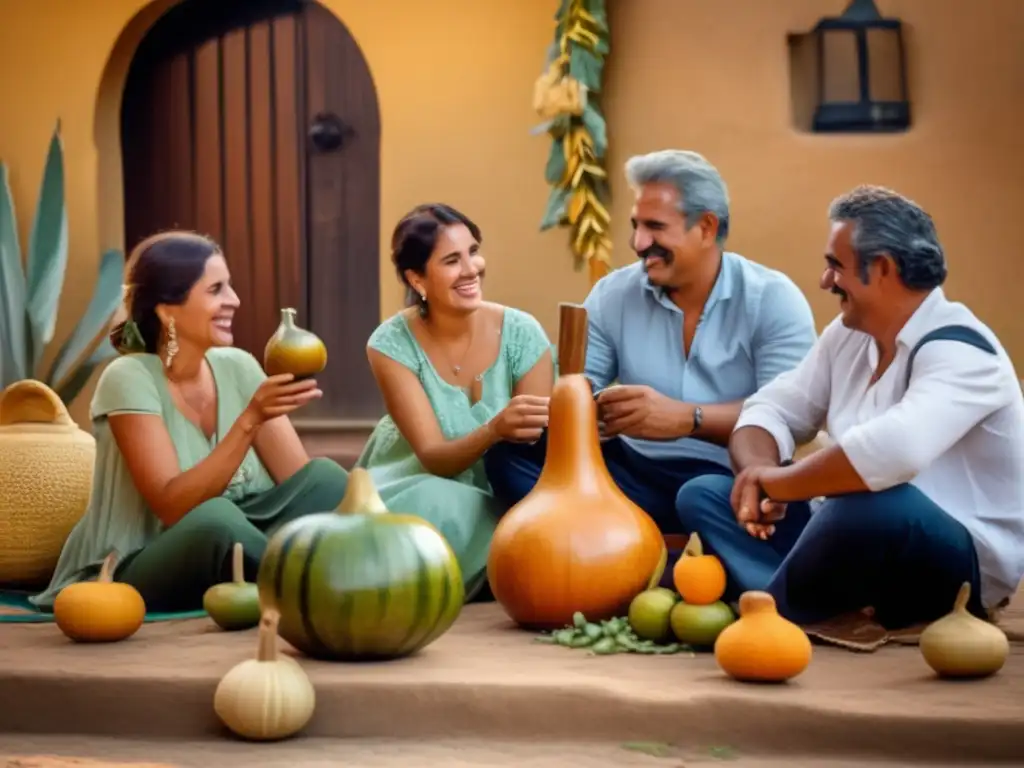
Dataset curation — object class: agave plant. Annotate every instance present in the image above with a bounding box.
[0,120,123,405]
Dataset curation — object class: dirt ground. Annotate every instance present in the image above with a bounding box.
[1,736,1015,768]
[2,594,1023,766]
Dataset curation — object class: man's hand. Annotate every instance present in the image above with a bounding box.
[730,465,789,540]
[596,385,691,440]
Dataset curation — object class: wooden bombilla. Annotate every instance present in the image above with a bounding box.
[557,302,589,378]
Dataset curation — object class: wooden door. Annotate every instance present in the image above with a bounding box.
[121,0,382,424]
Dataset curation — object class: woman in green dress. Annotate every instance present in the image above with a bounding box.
[355,203,554,599]
[31,231,349,613]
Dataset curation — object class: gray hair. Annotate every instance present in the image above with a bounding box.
[828,185,946,290]
[624,149,731,245]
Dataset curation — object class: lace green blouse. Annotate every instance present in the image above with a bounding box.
[355,307,552,489]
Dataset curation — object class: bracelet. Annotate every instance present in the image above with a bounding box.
[691,405,703,435]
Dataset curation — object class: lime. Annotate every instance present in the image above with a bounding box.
[669,600,736,648]
[628,588,679,643]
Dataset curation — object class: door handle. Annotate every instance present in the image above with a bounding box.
[308,112,353,153]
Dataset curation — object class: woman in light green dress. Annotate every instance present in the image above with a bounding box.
[356,204,554,599]
[31,231,348,613]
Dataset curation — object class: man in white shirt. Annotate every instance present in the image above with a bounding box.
[675,184,1024,630]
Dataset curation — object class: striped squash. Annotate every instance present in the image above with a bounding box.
[257,469,465,661]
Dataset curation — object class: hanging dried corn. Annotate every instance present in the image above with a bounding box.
[532,0,612,284]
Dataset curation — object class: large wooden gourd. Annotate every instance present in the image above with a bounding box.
[487,374,667,630]
[0,380,95,587]
[257,468,465,661]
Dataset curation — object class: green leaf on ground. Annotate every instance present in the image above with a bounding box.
[707,745,740,760]
[621,741,675,758]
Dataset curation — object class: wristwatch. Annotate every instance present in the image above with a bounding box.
[691,405,703,435]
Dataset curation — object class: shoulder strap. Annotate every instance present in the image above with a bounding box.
[905,324,997,389]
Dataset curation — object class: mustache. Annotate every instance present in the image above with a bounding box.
[636,243,673,265]
[831,285,847,300]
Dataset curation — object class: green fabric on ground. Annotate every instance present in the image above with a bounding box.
[0,589,206,623]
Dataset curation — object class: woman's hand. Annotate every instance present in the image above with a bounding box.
[489,394,549,443]
[244,374,322,426]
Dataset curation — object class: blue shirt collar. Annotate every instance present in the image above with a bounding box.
[641,251,736,313]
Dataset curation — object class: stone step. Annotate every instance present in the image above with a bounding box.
[1,606,1021,763]
[0,735,998,768]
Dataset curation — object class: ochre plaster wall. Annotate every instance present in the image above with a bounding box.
[601,0,1023,364]
[0,0,1021,429]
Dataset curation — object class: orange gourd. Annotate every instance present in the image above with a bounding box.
[486,374,667,630]
[53,551,146,643]
[714,591,812,683]
[672,533,726,605]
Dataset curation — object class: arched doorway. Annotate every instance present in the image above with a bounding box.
[120,0,382,425]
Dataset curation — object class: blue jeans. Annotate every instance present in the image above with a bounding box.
[484,432,732,534]
[675,476,984,629]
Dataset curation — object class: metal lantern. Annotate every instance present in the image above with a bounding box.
[810,0,910,133]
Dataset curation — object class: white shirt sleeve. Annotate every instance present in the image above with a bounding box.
[838,341,1017,491]
[734,326,834,461]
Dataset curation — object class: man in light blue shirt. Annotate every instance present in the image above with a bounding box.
[484,149,817,534]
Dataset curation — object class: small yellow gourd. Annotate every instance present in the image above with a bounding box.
[919,582,1009,679]
[714,591,812,683]
[53,551,146,643]
[213,608,316,741]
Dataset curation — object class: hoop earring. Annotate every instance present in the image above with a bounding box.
[164,318,179,369]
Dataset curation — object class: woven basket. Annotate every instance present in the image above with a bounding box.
[0,380,95,588]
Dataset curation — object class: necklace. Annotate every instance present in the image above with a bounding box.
[421,315,478,379]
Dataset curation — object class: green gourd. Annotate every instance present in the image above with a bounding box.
[203,542,261,631]
[256,468,465,661]
[263,307,328,379]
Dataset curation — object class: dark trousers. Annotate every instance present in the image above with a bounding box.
[483,432,733,534]
[115,458,349,612]
[675,475,984,629]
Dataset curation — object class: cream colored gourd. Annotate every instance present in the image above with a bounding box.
[213,609,316,741]
[919,582,1009,679]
